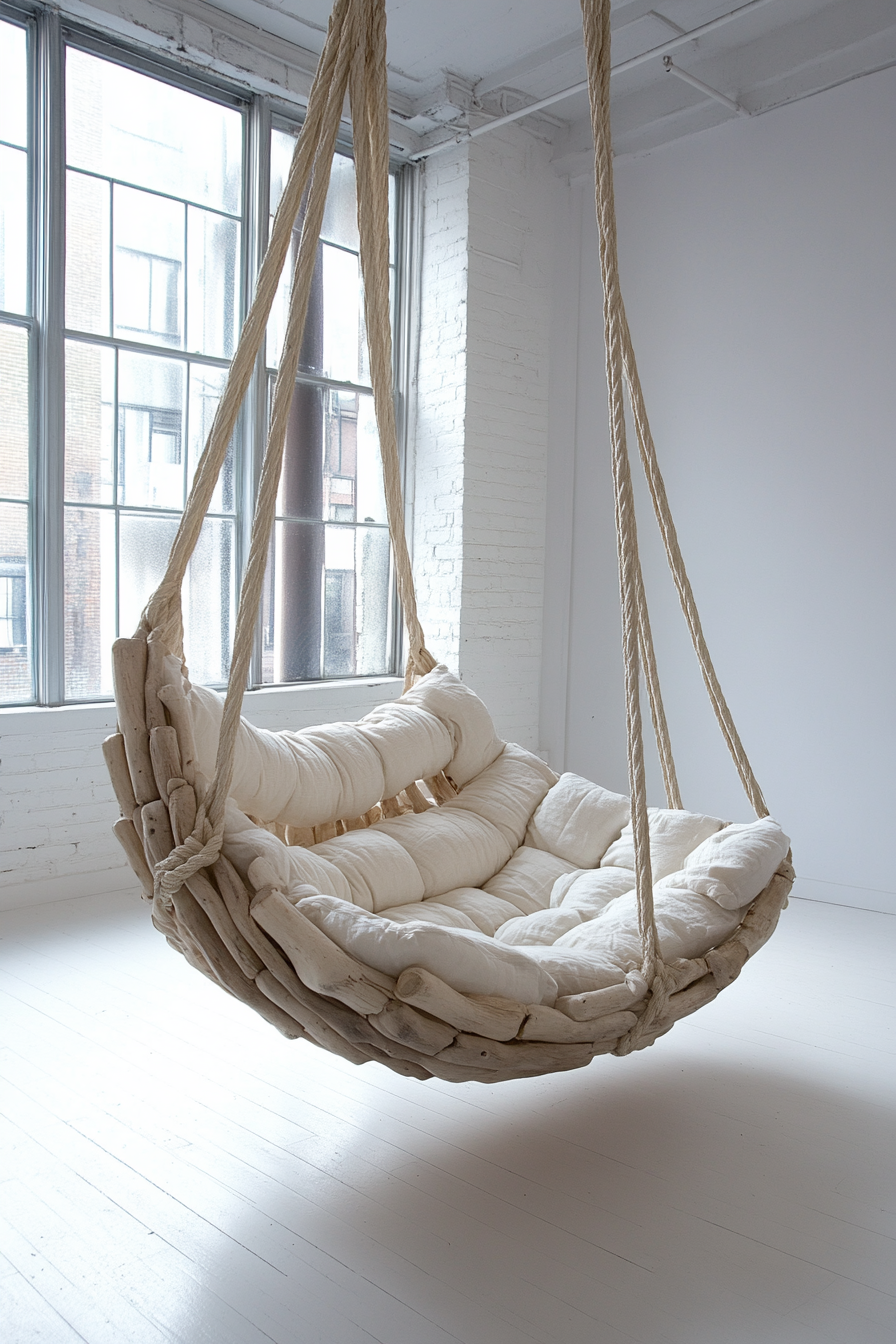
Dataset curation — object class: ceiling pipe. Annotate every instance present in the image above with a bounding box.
[663,55,748,116]
[408,0,775,161]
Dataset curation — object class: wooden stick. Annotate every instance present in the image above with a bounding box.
[436,1032,592,1074]
[141,799,176,867]
[168,782,197,847]
[112,635,157,805]
[519,1004,638,1044]
[555,973,648,1022]
[149,725,183,800]
[395,966,526,1041]
[660,973,719,1026]
[185,870,263,980]
[250,889,393,1015]
[403,781,432,813]
[368,1000,457,1056]
[112,817,153,897]
[157,678,196,786]
[285,825,316,847]
[102,733,137,818]
[144,633,170,731]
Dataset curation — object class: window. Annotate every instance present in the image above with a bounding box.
[260,127,397,684]
[0,5,409,707]
[0,15,32,702]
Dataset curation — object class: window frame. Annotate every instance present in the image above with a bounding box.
[1,0,413,707]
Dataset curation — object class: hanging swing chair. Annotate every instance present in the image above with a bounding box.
[103,0,794,1083]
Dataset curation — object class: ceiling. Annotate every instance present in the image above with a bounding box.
[198,0,896,160]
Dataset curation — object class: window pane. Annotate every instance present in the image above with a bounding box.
[118,512,233,685]
[113,185,184,347]
[0,323,30,500]
[66,172,111,335]
[117,350,185,510]
[0,144,28,315]
[64,505,116,700]
[187,207,239,358]
[66,49,243,215]
[65,341,115,504]
[187,362,233,514]
[0,22,28,149]
[0,501,32,704]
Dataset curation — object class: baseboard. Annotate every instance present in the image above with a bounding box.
[0,864,143,912]
[791,875,896,917]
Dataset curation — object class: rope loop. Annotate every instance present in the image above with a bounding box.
[612,958,674,1056]
[152,807,224,905]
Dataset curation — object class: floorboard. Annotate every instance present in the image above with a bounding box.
[1,890,894,1344]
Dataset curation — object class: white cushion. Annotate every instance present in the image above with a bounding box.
[551,866,636,916]
[483,846,578,915]
[222,802,353,903]
[400,665,504,787]
[311,829,424,912]
[298,894,559,1005]
[513,945,631,996]
[494,908,584,946]
[378,901,480,931]
[430,887,524,936]
[375,808,513,898]
[526,774,630,868]
[601,808,725,880]
[556,885,746,965]
[670,817,790,909]
[445,743,557,849]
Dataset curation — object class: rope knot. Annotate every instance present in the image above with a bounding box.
[152,808,223,905]
[612,959,674,1057]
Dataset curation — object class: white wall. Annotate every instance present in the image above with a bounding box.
[413,123,559,748]
[545,66,896,914]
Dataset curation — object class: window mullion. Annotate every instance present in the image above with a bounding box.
[244,93,271,690]
[34,7,66,705]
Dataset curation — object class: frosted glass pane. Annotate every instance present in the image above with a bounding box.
[118,511,178,644]
[187,207,239,358]
[0,22,28,149]
[354,392,387,525]
[187,362,233,513]
[65,341,115,504]
[67,49,242,215]
[321,244,363,383]
[113,185,184,348]
[354,524,391,676]
[118,513,234,687]
[0,145,28,315]
[66,172,111,335]
[320,155,360,252]
[117,351,185,510]
[182,516,234,685]
[0,500,32,704]
[0,323,30,500]
[64,506,116,699]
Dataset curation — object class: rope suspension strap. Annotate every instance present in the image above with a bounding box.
[138,0,434,900]
[582,0,661,1018]
[580,0,771,1047]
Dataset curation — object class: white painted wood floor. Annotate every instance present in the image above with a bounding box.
[1,888,894,1344]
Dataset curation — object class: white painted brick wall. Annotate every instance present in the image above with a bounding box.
[413,124,558,748]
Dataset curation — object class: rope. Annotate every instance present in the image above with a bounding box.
[349,1,436,687]
[582,0,659,990]
[581,0,769,1043]
[140,0,433,898]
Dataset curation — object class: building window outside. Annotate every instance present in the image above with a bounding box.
[0,5,407,707]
